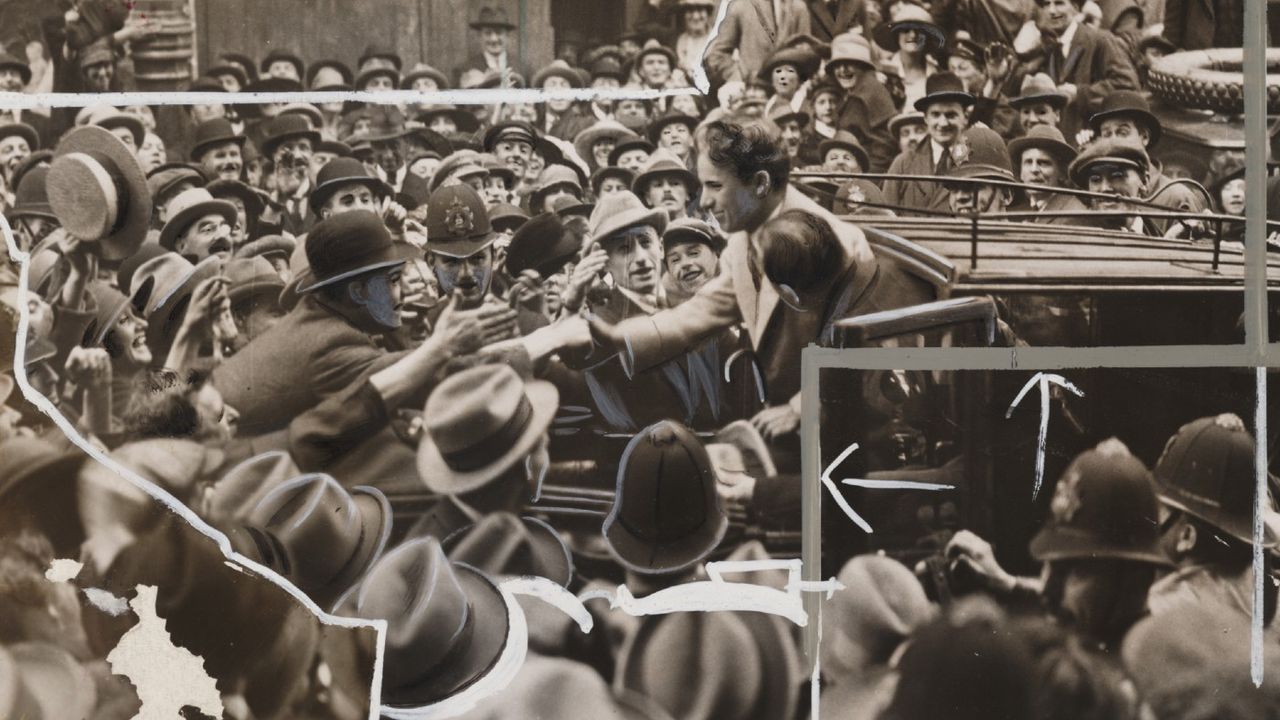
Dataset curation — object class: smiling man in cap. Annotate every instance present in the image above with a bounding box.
[189,117,246,182]
[1068,137,1156,234]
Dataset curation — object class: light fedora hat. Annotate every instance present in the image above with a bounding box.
[587,190,669,245]
[47,125,152,261]
[417,364,559,495]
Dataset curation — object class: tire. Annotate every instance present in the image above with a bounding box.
[1147,48,1275,115]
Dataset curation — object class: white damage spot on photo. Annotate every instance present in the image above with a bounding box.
[106,584,224,720]
[45,557,83,583]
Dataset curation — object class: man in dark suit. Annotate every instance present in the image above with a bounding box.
[808,0,866,41]
[588,117,937,447]
[1019,0,1140,138]
[882,73,974,215]
[453,6,531,89]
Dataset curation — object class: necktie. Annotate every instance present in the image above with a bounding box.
[935,147,952,176]
[747,235,763,292]
[1045,40,1063,82]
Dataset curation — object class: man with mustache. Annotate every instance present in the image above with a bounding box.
[1008,124,1085,224]
[158,188,238,262]
[633,147,696,222]
[261,114,320,236]
[190,118,245,183]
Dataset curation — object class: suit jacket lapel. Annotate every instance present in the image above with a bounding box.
[811,0,837,35]
[752,0,779,43]
[835,0,859,31]
[727,230,760,341]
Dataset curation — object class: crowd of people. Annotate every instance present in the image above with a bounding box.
[0,0,1274,718]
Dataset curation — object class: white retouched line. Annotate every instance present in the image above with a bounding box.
[2,215,387,720]
[840,478,955,490]
[691,0,735,94]
[1252,366,1265,685]
[502,576,595,634]
[0,85,703,110]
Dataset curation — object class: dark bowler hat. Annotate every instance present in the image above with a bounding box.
[590,54,626,82]
[130,254,224,352]
[259,48,305,78]
[9,166,55,221]
[1068,137,1150,187]
[645,109,698,146]
[608,137,655,166]
[205,60,249,88]
[308,157,391,210]
[0,51,32,85]
[424,184,497,258]
[0,122,38,152]
[306,59,353,89]
[631,147,696,198]
[591,165,635,196]
[914,72,974,111]
[260,114,321,158]
[47,126,151,261]
[505,211,577,278]
[489,202,529,234]
[208,178,265,223]
[188,118,246,161]
[417,364,559,495]
[337,536,511,706]
[483,120,538,152]
[664,217,726,254]
[471,5,517,30]
[301,210,404,292]
[113,243,168,298]
[1088,90,1163,148]
[603,420,729,574]
[358,42,403,72]
[634,39,677,69]
[1030,438,1173,566]
[417,105,481,134]
[1008,124,1076,170]
[1153,414,1277,547]
[946,126,1014,182]
[233,473,391,611]
[442,513,574,588]
[818,130,871,171]
[530,164,583,213]
[11,149,52,192]
[397,171,431,212]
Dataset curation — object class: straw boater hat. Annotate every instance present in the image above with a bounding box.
[588,190,668,245]
[46,126,152,261]
[417,364,559,495]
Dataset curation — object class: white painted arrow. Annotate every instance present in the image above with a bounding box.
[1006,372,1085,500]
[821,443,955,533]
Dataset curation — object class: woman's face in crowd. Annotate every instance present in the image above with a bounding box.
[192,383,239,443]
[897,28,927,53]
[771,64,800,97]
[664,240,717,295]
[138,133,166,174]
[948,56,981,87]
[831,62,863,90]
[427,115,458,135]
[112,308,152,369]
[0,135,31,177]
[1220,178,1246,215]
[640,54,672,87]
[813,92,839,124]
[683,7,710,33]
[659,123,692,157]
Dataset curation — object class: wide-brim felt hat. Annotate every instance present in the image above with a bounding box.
[591,165,635,194]
[609,137,655,166]
[417,105,481,134]
[400,64,449,89]
[645,112,698,146]
[205,62,248,88]
[635,42,678,69]
[533,60,581,88]
[47,126,152,262]
[207,178,266,220]
[632,158,696,197]
[1088,92,1163,148]
[417,375,560,495]
[489,203,529,233]
[873,6,947,53]
[159,193,238,252]
[588,192,669,245]
[505,211,577,277]
[0,122,38,152]
[234,233,295,261]
[356,66,401,90]
[758,45,822,81]
[818,132,870,171]
[574,121,638,168]
[442,513,574,588]
[1009,76,1069,110]
[137,256,224,350]
[1008,126,1077,168]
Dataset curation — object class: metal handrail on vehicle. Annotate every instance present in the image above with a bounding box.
[791,170,1250,272]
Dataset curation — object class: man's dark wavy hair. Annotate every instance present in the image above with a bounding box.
[695,117,791,192]
[122,368,207,440]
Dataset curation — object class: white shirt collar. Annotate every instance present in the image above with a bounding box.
[484,50,508,68]
[1059,21,1080,54]
[930,138,947,166]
